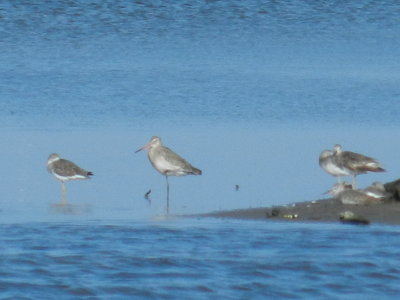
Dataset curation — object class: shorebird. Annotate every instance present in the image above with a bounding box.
[362,181,389,200]
[327,182,381,205]
[135,136,202,215]
[319,149,349,183]
[47,153,93,204]
[332,144,385,188]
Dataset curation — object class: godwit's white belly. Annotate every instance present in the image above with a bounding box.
[323,161,350,177]
[151,156,187,176]
[52,172,87,182]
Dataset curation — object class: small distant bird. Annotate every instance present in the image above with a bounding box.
[144,189,152,204]
[47,153,93,204]
[235,184,240,191]
[326,182,381,205]
[135,136,202,215]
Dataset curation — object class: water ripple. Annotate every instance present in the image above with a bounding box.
[1,220,400,298]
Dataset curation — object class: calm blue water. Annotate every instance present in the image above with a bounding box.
[1,0,400,298]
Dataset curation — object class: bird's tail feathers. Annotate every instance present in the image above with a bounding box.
[191,167,202,175]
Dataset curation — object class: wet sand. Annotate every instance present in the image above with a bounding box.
[200,198,400,225]
[199,179,400,225]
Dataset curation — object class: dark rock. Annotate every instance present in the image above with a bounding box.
[339,211,370,225]
[384,179,400,201]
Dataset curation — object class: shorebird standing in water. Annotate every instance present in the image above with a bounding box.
[332,144,385,188]
[47,153,93,204]
[135,136,202,215]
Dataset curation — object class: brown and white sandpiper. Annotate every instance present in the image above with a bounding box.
[135,136,202,215]
[47,153,93,204]
[332,144,385,188]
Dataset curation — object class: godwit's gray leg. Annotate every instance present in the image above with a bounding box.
[165,175,170,215]
[61,181,67,204]
[352,175,357,189]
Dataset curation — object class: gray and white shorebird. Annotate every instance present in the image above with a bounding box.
[47,153,93,204]
[332,144,385,188]
[320,145,385,188]
[327,182,381,205]
[362,181,389,200]
[319,149,349,183]
[135,136,202,215]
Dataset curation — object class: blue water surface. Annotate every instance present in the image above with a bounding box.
[1,0,400,298]
[2,218,400,299]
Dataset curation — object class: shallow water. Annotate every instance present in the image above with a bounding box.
[1,0,400,298]
[2,218,400,299]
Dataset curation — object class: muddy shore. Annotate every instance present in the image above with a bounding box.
[199,179,400,225]
[200,198,400,225]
